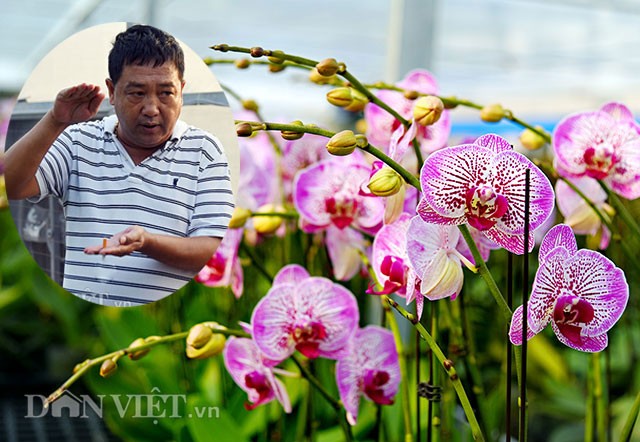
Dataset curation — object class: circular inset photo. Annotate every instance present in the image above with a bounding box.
[4,22,238,307]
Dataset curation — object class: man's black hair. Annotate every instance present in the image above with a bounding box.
[108,24,184,84]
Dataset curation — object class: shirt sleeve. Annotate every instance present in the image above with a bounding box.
[32,129,74,203]
[188,134,235,238]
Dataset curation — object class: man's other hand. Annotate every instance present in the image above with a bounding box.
[84,226,146,257]
[51,83,105,125]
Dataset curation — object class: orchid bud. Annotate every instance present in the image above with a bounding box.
[368,166,403,197]
[326,88,368,112]
[253,203,285,235]
[309,68,335,85]
[326,87,352,107]
[316,58,340,77]
[519,127,547,150]
[186,332,226,360]
[281,120,305,141]
[413,96,444,126]
[128,337,150,361]
[229,207,252,228]
[186,323,214,350]
[99,358,118,378]
[403,90,419,100]
[326,130,358,156]
[234,59,250,69]
[268,50,285,64]
[236,122,253,137]
[480,103,506,123]
[242,99,259,112]
[250,46,264,58]
[344,89,368,112]
[269,63,286,73]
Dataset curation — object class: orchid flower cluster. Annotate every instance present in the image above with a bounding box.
[45,47,640,441]
[192,58,635,422]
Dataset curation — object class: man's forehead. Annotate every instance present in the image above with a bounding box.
[119,62,183,83]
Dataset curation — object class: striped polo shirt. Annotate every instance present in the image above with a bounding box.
[33,114,234,307]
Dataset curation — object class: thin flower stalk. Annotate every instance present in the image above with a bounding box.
[45,328,249,406]
[381,298,413,442]
[290,354,354,442]
[620,389,640,442]
[363,251,414,442]
[363,82,552,143]
[598,180,640,240]
[384,295,485,442]
[236,120,422,190]
[212,44,410,128]
[543,164,640,271]
[593,352,608,442]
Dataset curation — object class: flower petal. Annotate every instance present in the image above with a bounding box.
[538,224,578,263]
[528,247,572,333]
[551,322,608,352]
[407,216,460,277]
[474,133,513,154]
[420,144,493,219]
[372,213,412,294]
[418,249,464,300]
[566,249,628,336]
[416,197,467,226]
[508,305,537,345]
[273,264,310,287]
[223,337,290,411]
[491,151,555,235]
[326,225,366,281]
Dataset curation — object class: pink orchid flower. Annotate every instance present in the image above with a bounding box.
[553,102,640,199]
[365,69,451,160]
[555,177,611,249]
[417,134,555,254]
[509,224,628,352]
[371,213,419,297]
[195,227,244,298]
[294,158,384,233]
[223,336,292,412]
[336,326,400,425]
[406,216,476,306]
[251,265,359,361]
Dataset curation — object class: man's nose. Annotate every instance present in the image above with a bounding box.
[142,96,160,116]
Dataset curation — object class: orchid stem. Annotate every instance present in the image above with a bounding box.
[239,241,274,284]
[620,389,640,441]
[45,327,249,407]
[384,295,485,441]
[599,181,640,240]
[593,352,608,442]
[457,225,511,321]
[381,296,414,442]
[291,354,353,442]
[237,120,422,190]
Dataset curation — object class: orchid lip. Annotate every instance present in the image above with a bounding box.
[464,185,509,231]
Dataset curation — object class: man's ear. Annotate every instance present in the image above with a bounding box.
[105,78,116,105]
[180,80,186,104]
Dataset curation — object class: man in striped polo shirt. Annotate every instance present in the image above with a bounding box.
[5,25,234,307]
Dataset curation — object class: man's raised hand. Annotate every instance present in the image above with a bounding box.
[51,83,105,125]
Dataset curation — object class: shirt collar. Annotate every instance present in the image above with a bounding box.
[103,114,189,141]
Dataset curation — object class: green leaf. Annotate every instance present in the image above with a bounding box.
[186,394,249,442]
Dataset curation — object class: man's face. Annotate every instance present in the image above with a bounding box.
[106,62,185,151]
